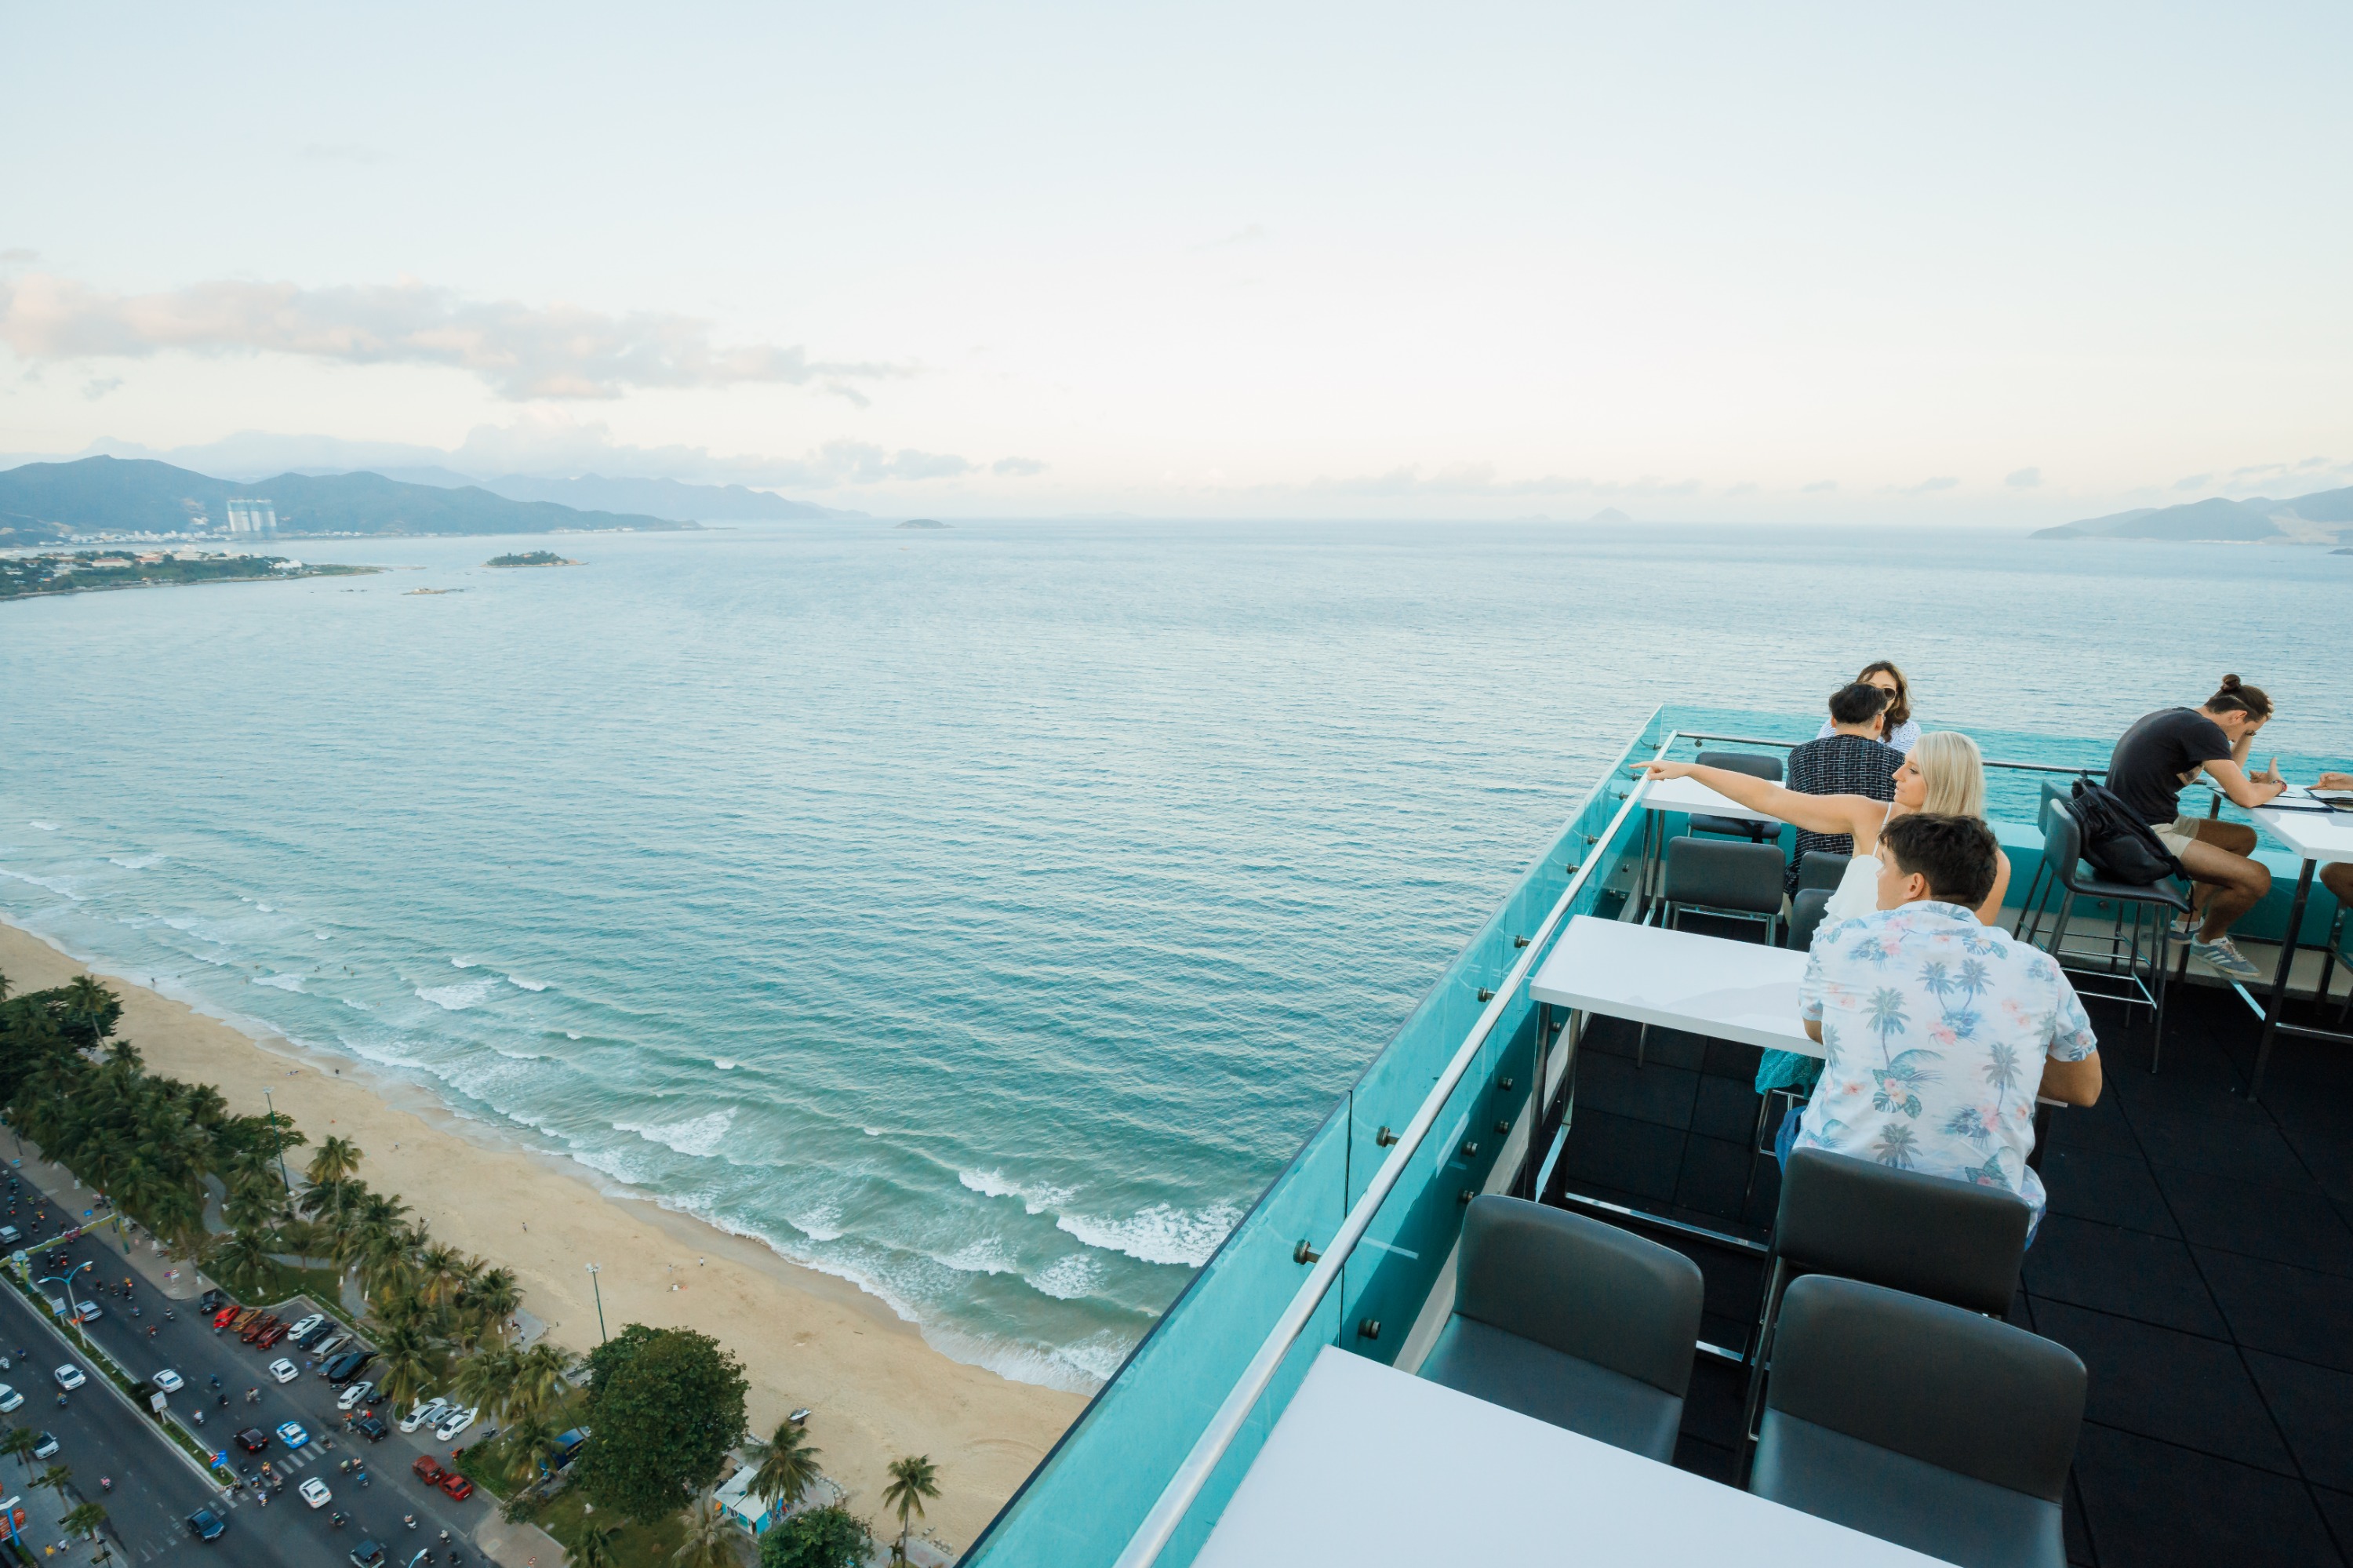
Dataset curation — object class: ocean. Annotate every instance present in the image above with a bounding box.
[2,521,2348,1390]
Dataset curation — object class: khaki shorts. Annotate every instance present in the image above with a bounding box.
[2153,817,2202,857]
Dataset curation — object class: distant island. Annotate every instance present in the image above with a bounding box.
[896,518,948,529]
[0,550,374,602]
[2035,484,2353,545]
[0,455,700,546]
[485,551,576,567]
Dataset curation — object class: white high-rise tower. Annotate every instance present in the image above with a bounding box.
[225,499,278,537]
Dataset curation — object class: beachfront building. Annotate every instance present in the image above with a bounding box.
[224,498,277,537]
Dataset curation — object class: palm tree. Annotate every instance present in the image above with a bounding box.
[573,1522,624,1568]
[206,1228,279,1301]
[670,1493,734,1568]
[305,1135,363,1188]
[452,1344,520,1420]
[882,1455,940,1565]
[34,1463,73,1508]
[59,976,116,1045]
[373,1319,444,1416]
[509,1342,570,1423]
[0,1426,37,1472]
[60,1500,107,1542]
[745,1419,823,1516]
[459,1265,522,1347]
[501,1412,562,1486]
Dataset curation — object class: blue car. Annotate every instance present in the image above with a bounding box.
[186,1508,226,1541]
[275,1420,309,1450]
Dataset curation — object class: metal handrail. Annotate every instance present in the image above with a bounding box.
[1674,730,2115,777]
[1111,733,1674,1568]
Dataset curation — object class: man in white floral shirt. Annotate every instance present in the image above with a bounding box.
[1794,813,2104,1231]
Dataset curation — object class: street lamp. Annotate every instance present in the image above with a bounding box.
[585,1264,606,1344]
[261,1089,292,1196]
[36,1261,94,1324]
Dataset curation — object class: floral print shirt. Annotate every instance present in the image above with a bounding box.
[1797,900,2097,1218]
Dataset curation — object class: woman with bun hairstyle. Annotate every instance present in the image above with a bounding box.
[1815,660,1920,752]
[2106,675,2286,982]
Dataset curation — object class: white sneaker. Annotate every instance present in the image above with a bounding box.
[2190,937,2263,982]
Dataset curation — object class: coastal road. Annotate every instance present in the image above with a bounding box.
[5,1171,489,1566]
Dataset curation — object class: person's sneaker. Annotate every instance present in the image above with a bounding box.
[2190,937,2264,982]
[2172,908,2202,937]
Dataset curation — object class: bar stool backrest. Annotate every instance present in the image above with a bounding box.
[1786,888,1833,951]
[1663,837,1785,918]
[1770,1274,2084,1502]
[1455,1196,1704,1398]
[1796,851,1850,893]
[1775,1149,2031,1316]
[1697,750,1784,784]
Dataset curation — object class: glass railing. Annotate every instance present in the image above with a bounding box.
[962,704,2350,1567]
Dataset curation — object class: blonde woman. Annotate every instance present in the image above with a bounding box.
[1634,730,2011,1119]
[1634,730,2010,925]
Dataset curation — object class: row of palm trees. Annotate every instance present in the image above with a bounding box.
[0,1433,112,1559]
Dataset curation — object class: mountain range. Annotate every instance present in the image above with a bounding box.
[2034,486,2353,544]
[0,457,757,544]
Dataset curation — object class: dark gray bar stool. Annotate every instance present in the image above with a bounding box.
[1751,1275,2084,1568]
[2016,796,2187,1070]
[1741,1149,2032,1474]
[1784,887,1833,952]
[1796,849,1850,893]
[1660,836,1785,946]
[1687,750,1784,843]
[1419,1196,1704,1462]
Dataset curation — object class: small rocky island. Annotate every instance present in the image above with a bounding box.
[895,518,948,530]
[485,550,578,567]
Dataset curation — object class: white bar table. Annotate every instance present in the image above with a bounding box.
[1194,1346,1951,1567]
[1629,774,1784,918]
[1532,915,1816,1054]
[2244,794,2353,1101]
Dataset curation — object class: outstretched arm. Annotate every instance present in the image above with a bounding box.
[2202,757,2286,809]
[1631,761,1882,838]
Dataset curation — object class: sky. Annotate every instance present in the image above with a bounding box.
[3,2,2349,522]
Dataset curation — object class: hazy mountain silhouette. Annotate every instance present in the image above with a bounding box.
[2035,486,2353,542]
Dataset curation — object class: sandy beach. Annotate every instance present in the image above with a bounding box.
[0,918,1086,1549]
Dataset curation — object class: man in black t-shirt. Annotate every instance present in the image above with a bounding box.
[2106,675,2286,980]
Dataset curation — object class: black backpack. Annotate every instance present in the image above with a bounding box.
[2069,777,2185,886]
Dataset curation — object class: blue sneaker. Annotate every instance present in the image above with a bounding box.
[2190,937,2262,982]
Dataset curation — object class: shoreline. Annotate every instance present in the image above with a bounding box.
[0,915,1084,1548]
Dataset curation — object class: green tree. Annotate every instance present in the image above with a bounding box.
[501,1412,563,1486]
[882,1455,940,1566]
[449,1344,519,1423]
[510,1341,570,1423]
[0,1426,37,1472]
[573,1521,625,1568]
[758,1505,873,1568]
[205,1228,279,1301]
[573,1324,748,1525]
[372,1318,445,1416]
[745,1420,823,1515]
[304,1134,363,1188]
[57,976,120,1047]
[671,1493,735,1568]
[60,1499,107,1541]
[34,1462,73,1508]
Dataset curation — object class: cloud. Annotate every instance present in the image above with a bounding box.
[1724,482,1759,496]
[81,377,123,400]
[1802,479,1838,493]
[991,456,1047,477]
[0,248,37,264]
[0,271,904,401]
[300,143,388,164]
[2172,473,2212,490]
[2005,467,2041,489]
[1899,475,1960,495]
[1285,464,1700,500]
[1194,224,1268,250]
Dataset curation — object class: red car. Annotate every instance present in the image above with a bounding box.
[211,1304,241,1329]
[239,1314,278,1344]
[412,1457,445,1486]
[439,1473,474,1502]
[256,1322,289,1348]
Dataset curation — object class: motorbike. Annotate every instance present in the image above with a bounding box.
[98,1478,111,1493]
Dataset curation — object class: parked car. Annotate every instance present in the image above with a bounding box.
[348,1541,387,1568]
[441,1472,475,1502]
[398,1397,449,1435]
[299,1475,332,1508]
[212,1305,241,1329]
[311,1333,350,1359]
[235,1427,271,1453]
[228,1308,260,1333]
[276,1421,310,1450]
[553,1427,591,1466]
[411,1456,445,1486]
[0,1385,20,1413]
[185,1507,227,1542]
[324,1350,375,1384]
[239,1313,279,1344]
[286,1313,325,1341]
[152,1370,184,1393]
[198,1288,228,1313]
[337,1380,376,1411]
[256,1322,289,1349]
[32,1432,57,1460]
[52,1365,83,1391]
[433,1406,478,1443]
[291,1319,336,1348]
[267,1359,300,1384]
[353,1413,389,1442]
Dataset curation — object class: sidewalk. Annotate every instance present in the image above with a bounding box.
[475,1515,569,1568]
[2,1472,122,1566]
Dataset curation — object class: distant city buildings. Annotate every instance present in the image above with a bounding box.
[225,498,278,537]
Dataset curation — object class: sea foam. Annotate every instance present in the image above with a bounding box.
[1056,1202,1242,1268]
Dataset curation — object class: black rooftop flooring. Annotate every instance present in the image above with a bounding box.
[1540,944,2353,1566]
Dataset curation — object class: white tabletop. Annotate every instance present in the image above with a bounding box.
[1195,1346,1951,1567]
[1638,773,1784,828]
[1529,915,1819,1056]
[2251,792,2353,867]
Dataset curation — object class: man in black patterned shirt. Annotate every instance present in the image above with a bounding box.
[1783,682,1906,893]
